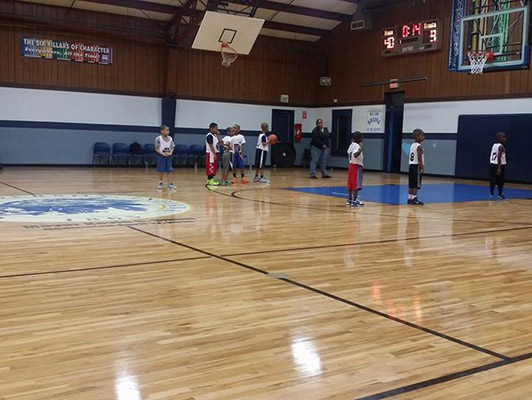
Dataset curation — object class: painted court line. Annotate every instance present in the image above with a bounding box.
[129,226,511,362]
[227,187,532,227]
[0,181,36,196]
[357,351,532,399]
[0,256,210,279]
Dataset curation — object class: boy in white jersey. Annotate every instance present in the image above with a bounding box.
[221,126,234,186]
[205,122,220,186]
[155,125,175,190]
[346,131,364,207]
[254,122,271,183]
[408,129,425,205]
[231,124,249,184]
[489,132,507,200]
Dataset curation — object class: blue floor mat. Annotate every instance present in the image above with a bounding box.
[284,183,532,205]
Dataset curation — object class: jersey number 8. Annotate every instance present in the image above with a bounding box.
[410,152,415,162]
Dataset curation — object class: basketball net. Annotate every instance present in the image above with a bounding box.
[467,50,493,75]
[221,43,238,67]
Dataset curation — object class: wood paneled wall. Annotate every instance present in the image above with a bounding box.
[316,1,532,105]
[4,0,529,106]
[0,0,167,96]
[0,25,167,96]
[166,38,323,104]
[0,1,323,104]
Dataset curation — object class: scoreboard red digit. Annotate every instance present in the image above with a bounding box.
[382,19,441,57]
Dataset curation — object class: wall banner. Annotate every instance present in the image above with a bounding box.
[20,37,113,65]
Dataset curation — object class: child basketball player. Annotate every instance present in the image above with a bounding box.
[205,122,220,186]
[254,122,270,183]
[155,125,175,190]
[489,132,507,200]
[231,124,248,184]
[346,131,364,207]
[408,129,425,205]
[221,126,234,186]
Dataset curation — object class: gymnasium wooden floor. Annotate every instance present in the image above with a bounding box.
[0,167,530,400]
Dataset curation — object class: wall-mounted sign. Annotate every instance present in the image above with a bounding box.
[367,111,384,133]
[302,111,307,119]
[389,79,400,89]
[20,37,113,65]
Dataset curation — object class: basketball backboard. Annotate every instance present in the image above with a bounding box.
[449,0,530,73]
[192,11,264,55]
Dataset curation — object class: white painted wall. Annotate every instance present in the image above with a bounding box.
[0,88,318,165]
[313,105,386,170]
[401,98,532,175]
[314,104,386,134]
[4,87,531,135]
[403,98,532,133]
[2,86,531,172]
[0,87,161,126]
[174,100,316,169]
[175,99,315,133]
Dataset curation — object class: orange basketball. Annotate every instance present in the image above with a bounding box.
[269,134,278,145]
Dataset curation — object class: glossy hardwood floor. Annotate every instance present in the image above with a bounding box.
[0,167,530,400]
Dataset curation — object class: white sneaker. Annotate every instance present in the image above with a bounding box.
[354,199,364,206]
[168,183,176,190]
[157,182,163,190]
[259,178,270,184]
[253,176,260,183]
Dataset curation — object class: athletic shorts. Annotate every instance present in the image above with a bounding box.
[233,153,245,169]
[255,149,268,169]
[489,164,506,180]
[156,155,173,173]
[409,164,422,189]
[347,164,363,191]
[222,151,233,173]
[206,153,219,176]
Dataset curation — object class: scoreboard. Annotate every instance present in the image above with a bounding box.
[382,20,441,57]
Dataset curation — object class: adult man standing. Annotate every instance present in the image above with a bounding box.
[309,118,331,179]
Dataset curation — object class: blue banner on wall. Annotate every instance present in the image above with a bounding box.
[448,0,466,71]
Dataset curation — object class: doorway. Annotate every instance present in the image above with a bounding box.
[383,92,405,173]
[331,109,352,157]
[271,109,294,143]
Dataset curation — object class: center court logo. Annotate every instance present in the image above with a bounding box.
[0,194,190,222]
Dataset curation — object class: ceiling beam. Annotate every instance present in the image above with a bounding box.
[174,0,204,44]
[82,0,181,15]
[80,0,330,37]
[262,21,328,37]
[223,0,350,22]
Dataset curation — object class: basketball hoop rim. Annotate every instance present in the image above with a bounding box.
[467,50,493,57]
[220,42,238,67]
[467,50,494,74]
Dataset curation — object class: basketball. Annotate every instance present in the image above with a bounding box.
[269,134,278,145]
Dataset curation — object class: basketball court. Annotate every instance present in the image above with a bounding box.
[0,0,532,399]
